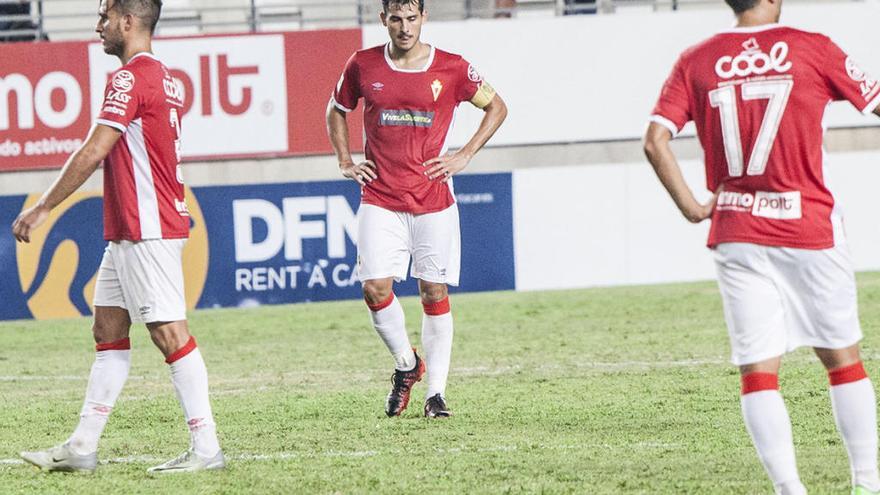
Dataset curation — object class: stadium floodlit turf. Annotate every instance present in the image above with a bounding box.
[2,275,880,494]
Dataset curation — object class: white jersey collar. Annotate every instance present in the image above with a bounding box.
[719,22,783,34]
[384,43,435,73]
[127,51,159,64]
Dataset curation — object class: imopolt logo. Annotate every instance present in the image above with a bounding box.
[15,188,210,320]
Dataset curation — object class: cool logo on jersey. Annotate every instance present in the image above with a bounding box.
[717,190,801,220]
[715,38,792,80]
[16,188,209,320]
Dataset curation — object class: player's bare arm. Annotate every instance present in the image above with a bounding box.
[12,124,122,243]
[423,91,508,183]
[643,122,719,223]
[326,103,377,187]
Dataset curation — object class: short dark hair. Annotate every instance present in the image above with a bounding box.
[109,0,162,33]
[724,0,759,14]
[382,0,425,13]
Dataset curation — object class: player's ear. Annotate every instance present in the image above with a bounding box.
[380,10,388,27]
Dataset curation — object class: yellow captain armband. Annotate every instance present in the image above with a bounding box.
[470,81,496,109]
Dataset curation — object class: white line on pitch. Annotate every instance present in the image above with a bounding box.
[0,442,683,468]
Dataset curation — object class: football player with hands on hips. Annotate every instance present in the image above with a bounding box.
[644,0,880,493]
[326,0,507,418]
[12,0,224,474]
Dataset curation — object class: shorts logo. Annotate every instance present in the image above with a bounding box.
[372,82,384,92]
[715,39,792,80]
[379,109,435,128]
[138,305,152,316]
[112,70,135,93]
[717,190,801,220]
[15,188,209,320]
[467,64,483,83]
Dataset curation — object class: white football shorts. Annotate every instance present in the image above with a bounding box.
[93,239,188,323]
[357,203,461,286]
[713,237,862,366]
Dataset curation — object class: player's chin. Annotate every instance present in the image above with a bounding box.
[395,37,415,50]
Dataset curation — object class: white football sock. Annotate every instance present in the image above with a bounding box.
[422,298,454,399]
[167,339,220,458]
[68,340,131,456]
[368,295,416,371]
[741,376,805,495]
[829,363,880,491]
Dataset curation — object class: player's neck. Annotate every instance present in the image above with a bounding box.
[735,10,779,28]
[120,40,153,65]
[387,41,430,70]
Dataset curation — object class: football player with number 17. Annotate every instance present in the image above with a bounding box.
[645,0,880,493]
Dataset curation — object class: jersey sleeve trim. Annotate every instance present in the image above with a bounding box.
[96,119,127,133]
[330,97,354,113]
[861,92,880,115]
[649,114,680,137]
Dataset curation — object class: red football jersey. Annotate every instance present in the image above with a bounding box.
[651,24,880,249]
[332,44,485,214]
[96,52,189,242]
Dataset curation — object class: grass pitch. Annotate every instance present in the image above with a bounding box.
[3,275,880,494]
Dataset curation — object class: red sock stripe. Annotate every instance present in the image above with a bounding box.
[367,293,395,312]
[95,338,131,352]
[165,336,197,364]
[423,297,451,316]
[741,372,779,395]
[829,362,868,386]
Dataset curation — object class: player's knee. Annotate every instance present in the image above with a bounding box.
[147,322,191,356]
[92,321,125,345]
[419,283,448,304]
[363,281,393,306]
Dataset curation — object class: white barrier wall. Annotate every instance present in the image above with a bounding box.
[512,151,880,291]
[364,3,880,149]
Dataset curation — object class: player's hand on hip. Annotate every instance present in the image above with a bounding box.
[683,186,722,224]
[423,152,470,183]
[12,204,50,243]
[340,160,377,186]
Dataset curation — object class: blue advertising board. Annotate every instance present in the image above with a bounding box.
[0,173,514,320]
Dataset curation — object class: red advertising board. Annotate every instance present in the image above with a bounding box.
[0,29,364,172]
[0,41,93,171]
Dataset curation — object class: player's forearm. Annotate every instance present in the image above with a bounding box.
[37,143,102,211]
[458,95,508,159]
[644,133,703,220]
[326,105,355,167]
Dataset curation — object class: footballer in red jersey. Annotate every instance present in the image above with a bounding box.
[645,0,880,492]
[13,0,223,474]
[327,0,507,418]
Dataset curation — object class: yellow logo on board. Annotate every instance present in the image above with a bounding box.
[16,187,209,320]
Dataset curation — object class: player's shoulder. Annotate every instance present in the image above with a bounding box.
[350,45,386,65]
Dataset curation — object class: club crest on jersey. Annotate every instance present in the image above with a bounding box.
[112,70,135,93]
[467,64,483,83]
[715,38,792,80]
[431,80,443,102]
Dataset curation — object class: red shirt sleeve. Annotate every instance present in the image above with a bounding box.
[822,38,880,115]
[651,55,691,136]
[96,68,142,132]
[455,57,484,103]
[331,53,361,113]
